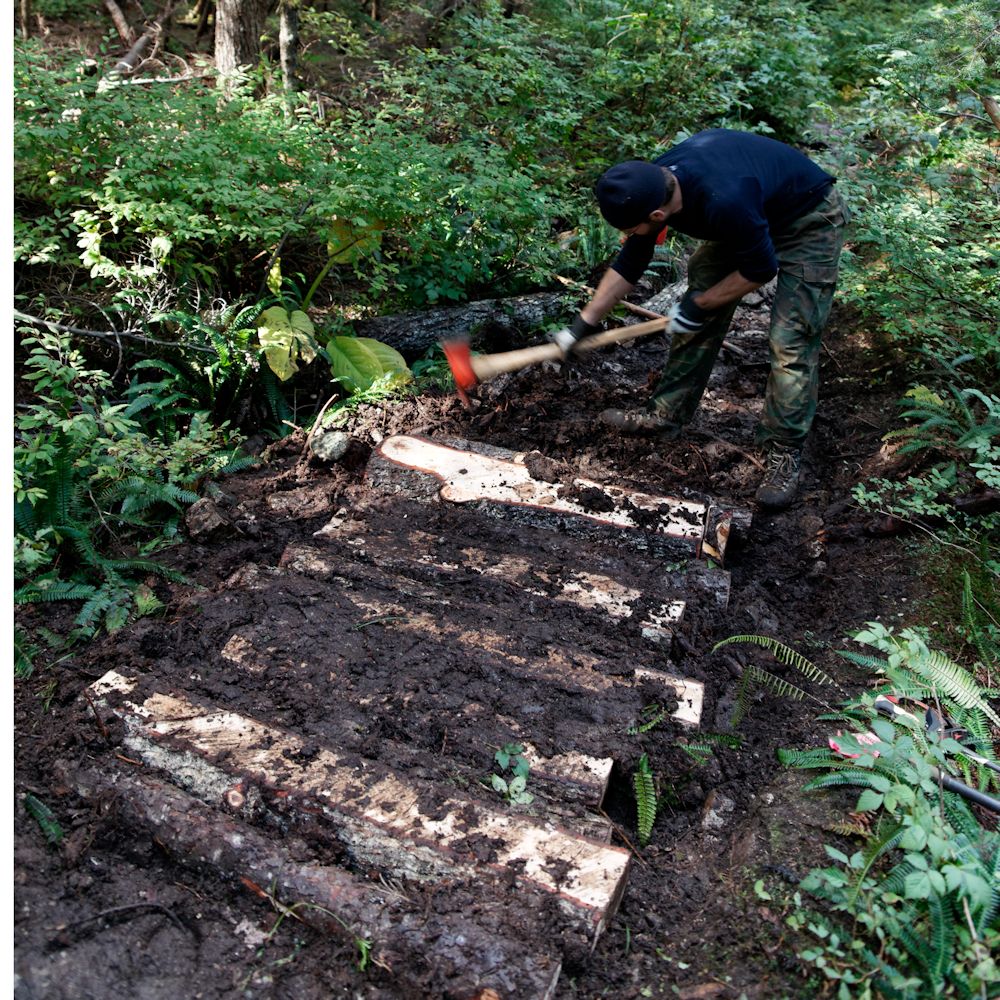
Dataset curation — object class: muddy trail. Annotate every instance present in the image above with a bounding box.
[14,289,918,1000]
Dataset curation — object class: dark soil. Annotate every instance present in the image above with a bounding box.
[14,292,921,999]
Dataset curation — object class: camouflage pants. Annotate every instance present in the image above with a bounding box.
[650,186,851,448]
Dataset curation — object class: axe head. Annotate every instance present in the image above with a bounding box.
[441,338,477,407]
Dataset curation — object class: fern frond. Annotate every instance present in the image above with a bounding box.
[14,628,38,679]
[633,754,657,846]
[837,649,889,671]
[261,368,292,424]
[14,498,36,535]
[746,664,813,701]
[713,634,833,684]
[49,446,77,527]
[24,794,64,845]
[777,747,839,769]
[909,650,1000,727]
[216,453,260,476]
[101,558,188,583]
[225,300,265,332]
[848,818,905,906]
[881,859,917,897]
[942,796,989,845]
[804,771,889,792]
[15,581,97,604]
[962,570,997,670]
[893,914,934,977]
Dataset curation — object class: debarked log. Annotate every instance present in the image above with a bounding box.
[73,766,566,1000]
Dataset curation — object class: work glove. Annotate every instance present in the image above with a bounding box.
[548,313,601,358]
[666,290,713,337]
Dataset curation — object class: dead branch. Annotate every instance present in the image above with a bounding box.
[52,902,191,938]
[107,1,176,77]
[982,95,1000,132]
[104,0,136,44]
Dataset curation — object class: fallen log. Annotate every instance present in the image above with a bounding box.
[354,292,567,357]
[72,766,566,999]
[88,672,632,940]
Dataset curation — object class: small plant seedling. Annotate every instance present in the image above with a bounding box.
[628,703,667,735]
[490,742,534,805]
[633,753,658,845]
[24,794,63,845]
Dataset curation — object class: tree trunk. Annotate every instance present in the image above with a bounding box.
[278,0,300,94]
[215,0,267,87]
[19,0,30,38]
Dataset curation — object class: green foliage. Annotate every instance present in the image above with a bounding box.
[490,742,533,805]
[846,621,1000,731]
[853,383,1000,573]
[410,344,456,393]
[829,2,1000,378]
[257,306,317,382]
[130,301,265,427]
[780,625,1000,997]
[14,0,843,319]
[23,794,64,846]
[678,733,742,767]
[712,634,835,726]
[13,330,251,637]
[627,703,668,736]
[326,336,410,395]
[633,753,657,846]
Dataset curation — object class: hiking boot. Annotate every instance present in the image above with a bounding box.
[756,444,803,508]
[600,408,682,437]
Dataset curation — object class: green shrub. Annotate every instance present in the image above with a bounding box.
[14,329,252,636]
[779,623,1000,998]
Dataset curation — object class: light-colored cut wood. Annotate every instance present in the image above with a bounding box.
[377,435,705,539]
[90,673,630,934]
[635,668,705,728]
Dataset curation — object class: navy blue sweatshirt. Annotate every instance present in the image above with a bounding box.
[611,129,835,285]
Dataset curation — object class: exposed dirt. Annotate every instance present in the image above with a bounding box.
[14,291,922,999]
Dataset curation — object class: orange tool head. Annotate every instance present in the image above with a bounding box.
[442,338,477,408]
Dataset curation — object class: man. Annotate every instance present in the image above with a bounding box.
[551,128,850,508]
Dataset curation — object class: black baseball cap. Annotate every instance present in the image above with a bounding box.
[595,160,667,230]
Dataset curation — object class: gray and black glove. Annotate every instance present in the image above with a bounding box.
[667,290,713,336]
[548,313,602,357]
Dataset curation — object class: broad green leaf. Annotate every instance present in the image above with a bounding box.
[258,306,316,381]
[904,870,931,899]
[267,257,282,296]
[899,824,927,850]
[327,217,385,264]
[856,789,884,812]
[491,774,508,794]
[327,336,410,394]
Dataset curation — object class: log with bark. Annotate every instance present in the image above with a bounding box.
[353,291,568,357]
[71,765,569,999]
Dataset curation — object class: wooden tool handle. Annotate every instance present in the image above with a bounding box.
[469,317,667,383]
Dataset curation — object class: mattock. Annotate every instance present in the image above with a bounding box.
[442,317,668,405]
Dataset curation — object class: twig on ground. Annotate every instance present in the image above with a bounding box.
[81,688,111,743]
[598,808,650,868]
[53,902,191,936]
